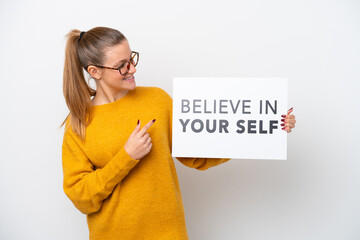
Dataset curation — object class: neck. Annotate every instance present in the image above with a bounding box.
[91,85,130,106]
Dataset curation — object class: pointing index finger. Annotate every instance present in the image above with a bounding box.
[137,119,156,137]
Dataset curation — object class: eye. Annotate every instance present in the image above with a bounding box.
[119,63,125,68]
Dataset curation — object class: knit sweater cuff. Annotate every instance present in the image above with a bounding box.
[110,147,140,182]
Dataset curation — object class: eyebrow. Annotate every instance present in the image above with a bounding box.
[113,52,132,66]
[114,59,126,65]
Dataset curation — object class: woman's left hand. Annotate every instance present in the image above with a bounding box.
[281,107,296,133]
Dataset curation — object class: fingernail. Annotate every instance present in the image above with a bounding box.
[281,119,285,122]
[288,107,293,112]
[152,119,156,123]
[281,115,286,118]
[282,127,285,130]
[137,119,139,125]
[281,123,285,126]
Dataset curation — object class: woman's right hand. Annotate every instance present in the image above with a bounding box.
[124,119,156,160]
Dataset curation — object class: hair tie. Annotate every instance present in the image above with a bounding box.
[78,31,85,42]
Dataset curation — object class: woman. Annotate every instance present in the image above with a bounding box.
[60,26,296,240]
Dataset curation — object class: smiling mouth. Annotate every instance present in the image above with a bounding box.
[124,75,134,81]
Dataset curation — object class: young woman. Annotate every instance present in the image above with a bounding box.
[60,26,296,240]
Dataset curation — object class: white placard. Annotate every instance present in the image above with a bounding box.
[172,77,288,160]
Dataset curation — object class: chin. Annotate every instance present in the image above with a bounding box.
[129,82,136,90]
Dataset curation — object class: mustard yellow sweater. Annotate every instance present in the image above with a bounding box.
[62,86,231,240]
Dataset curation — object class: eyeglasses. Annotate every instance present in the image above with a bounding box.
[93,51,139,76]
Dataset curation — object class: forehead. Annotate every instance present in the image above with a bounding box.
[103,40,131,64]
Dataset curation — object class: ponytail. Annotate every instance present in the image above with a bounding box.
[59,27,126,142]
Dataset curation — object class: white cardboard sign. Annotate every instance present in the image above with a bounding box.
[172,78,288,160]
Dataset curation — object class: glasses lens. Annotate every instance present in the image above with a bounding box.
[131,52,139,67]
[120,63,129,75]
[119,52,139,75]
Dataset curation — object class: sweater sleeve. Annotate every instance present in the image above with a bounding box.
[62,127,140,215]
[175,156,231,171]
[161,88,231,171]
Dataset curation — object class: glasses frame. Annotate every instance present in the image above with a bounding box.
[92,51,139,76]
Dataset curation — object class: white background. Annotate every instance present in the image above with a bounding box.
[0,0,359,239]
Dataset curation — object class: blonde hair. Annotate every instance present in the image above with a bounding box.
[59,27,127,141]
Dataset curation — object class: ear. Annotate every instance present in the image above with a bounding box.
[87,66,102,80]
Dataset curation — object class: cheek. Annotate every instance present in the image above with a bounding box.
[104,71,125,81]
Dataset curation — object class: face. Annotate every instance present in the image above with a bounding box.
[95,40,137,92]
